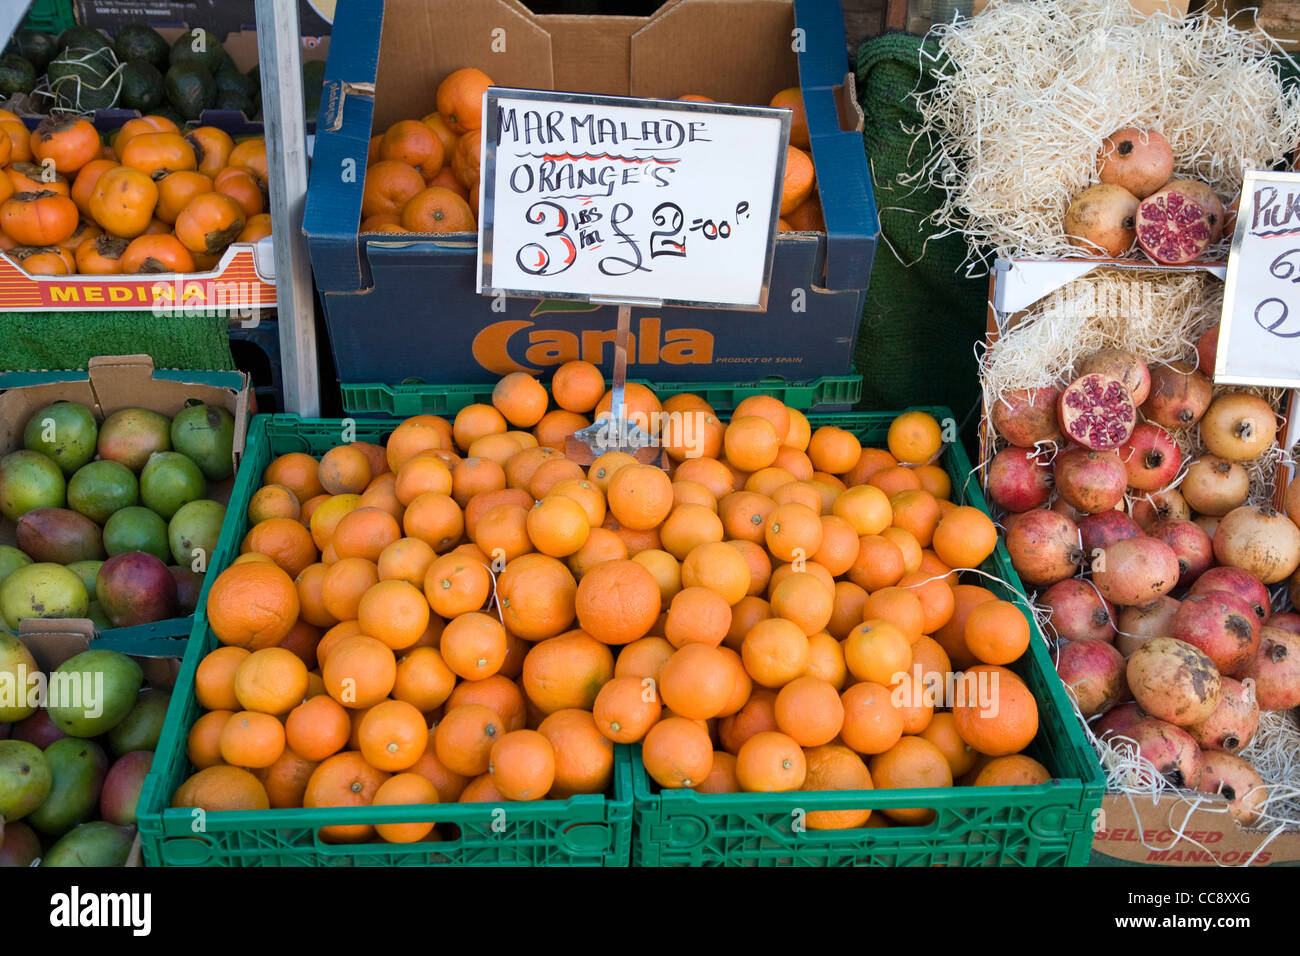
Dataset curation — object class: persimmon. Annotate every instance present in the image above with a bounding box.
[112,115,180,154]
[89,165,160,238]
[6,162,68,197]
[120,132,197,179]
[237,213,272,242]
[213,166,264,218]
[174,192,246,255]
[30,116,100,175]
[155,170,213,224]
[10,245,73,275]
[1,191,79,246]
[229,138,268,184]
[75,234,128,274]
[70,158,118,217]
[186,125,236,178]
[120,233,195,274]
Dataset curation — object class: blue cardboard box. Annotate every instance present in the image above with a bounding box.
[304,0,878,387]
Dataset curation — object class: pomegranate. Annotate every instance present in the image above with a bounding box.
[1050,495,1089,523]
[1117,423,1180,492]
[1056,638,1127,717]
[1285,473,1299,522]
[1141,362,1212,430]
[1184,677,1259,754]
[1064,183,1139,257]
[1040,578,1116,643]
[1135,179,1221,264]
[990,386,1064,447]
[987,445,1053,513]
[1094,701,1145,742]
[1124,717,1204,788]
[1092,536,1181,607]
[1145,518,1213,588]
[1126,637,1222,727]
[1081,350,1152,406]
[1005,508,1083,588]
[1096,127,1174,199]
[1221,197,1239,238]
[1197,752,1266,826]
[1190,566,1271,622]
[1213,505,1300,584]
[1180,455,1249,516]
[1057,373,1137,451]
[1266,611,1300,634]
[1170,590,1260,676]
[1193,514,1221,539]
[1053,447,1128,514]
[1237,626,1300,710]
[1292,566,1300,612]
[1078,510,1143,556]
[1200,393,1278,462]
[1116,596,1181,657]
[1001,510,1027,535]
[1195,323,1219,377]
[1131,488,1192,530]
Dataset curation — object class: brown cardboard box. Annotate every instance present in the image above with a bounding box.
[1093,791,1300,866]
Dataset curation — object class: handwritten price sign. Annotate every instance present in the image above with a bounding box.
[1217,169,1300,388]
[476,88,790,309]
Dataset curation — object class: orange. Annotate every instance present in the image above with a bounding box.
[187,709,233,769]
[890,670,935,736]
[241,517,318,578]
[911,634,951,685]
[303,751,390,843]
[380,119,444,179]
[453,403,508,452]
[527,459,584,500]
[496,553,577,640]
[723,415,780,472]
[574,559,662,645]
[718,689,778,755]
[695,751,740,793]
[593,383,663,435]
[769,573,833,637]
[974,754,1051,786]
[385,415,452,472]
[605,463,673,532]
[249,484,300,524]
[440,611,507,681]
[807,427,861,475]
[473,503,531,564]
[407,729,469,802]
[468,432,525,467]
[277,618,321,671]
[716,646,752,717]
[827,581,868,640]
[358,579,431,651]
[812,514,860,576]
[931,584,996,671]
[659,643,736,720]
[492,372,548,428]
[680,541,750,606]
[437,67,494,135]
[567,526,628,578]
[459,774,504,803]
[890,489,942,549]
[768,560,835,597]
[870,465,922,498]
[729,539,772,597]
[316,621,364,667]
[920,712,979,779]
[839,681,904,755]
[674,457,734,498]
[488,729,555,800]
[358,699,429,771]
[377,537,437,588]
[537,708,615,797]
[774,675,844,747]
[736,731,806,792]
[952,664,1039,756]
[524,495,590,558]
[549,477,606,527]
[195,646,251,711]
[233,647,310,715]
[658,503,724,560]
[964,599,1031,666]
[862,587,926,644]
[172,764,269,813]
[208,561,300,650]
[521,630,614,713]
[642,716,714,789]
[805,631,849,689]
[664,586,732,649]
[868,736,953,824]
[593,675,661,743]
[285,694,352,762]
[255,747,317,809]
[881,526,923,575]
[451,457,506,507]
[846,535,905,592]
[780,146,815,215]
[844,620,913,687]
[394,454,453,506]
[443,677,522,734]
[801,744,872,829]
[332,507,403,562]
[769,87,809,148]
[614,635,675,682]
[322,635,397,709]
[318,444,372,496]
[372,773,440,843]
[931,505,998,570]
[401,185,474,233]
[887,410,943,465]
[773,446,815,482]
[661,406,724,461]
[533,409,589,452]
[718,491,776,544]
[626,549,679,605]
[672,479,718,512]
[898,570,956,634]
[308,493,361,550]
[433,703,503,776]
[833,484,892,536]
[320,557,379,622]
[423,552,492,618]
[550,360,605,413]
[764,502,823,563]
[914,465,952,500]
[402,493,463,553]
[219,710,286,769]
[741,617,810,688]
[733,395,791,443]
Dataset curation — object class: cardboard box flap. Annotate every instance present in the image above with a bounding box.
[17,619,97,672]
[17,618,187,688]
[0,372,97,456]
[549,14,640,96]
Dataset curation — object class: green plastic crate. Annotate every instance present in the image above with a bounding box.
[340,375,863,419]
[628,409,1106,867]
[136,414,634,867]
[18,0,76,36]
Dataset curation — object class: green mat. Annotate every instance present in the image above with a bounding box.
[0,311,236,373]
[854,32,989,450]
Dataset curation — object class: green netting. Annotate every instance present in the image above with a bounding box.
[854,32,988,450]
[0,311,236,373]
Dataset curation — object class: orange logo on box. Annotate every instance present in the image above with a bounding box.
[472,317,714,375]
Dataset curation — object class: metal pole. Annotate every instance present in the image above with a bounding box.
[255,0,320,417]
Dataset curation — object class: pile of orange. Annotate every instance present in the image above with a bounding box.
[357,75,823,238]
[359,67,489,236]
[172,363,1049,839]
[0,110,270,276]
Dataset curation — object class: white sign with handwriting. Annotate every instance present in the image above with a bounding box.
[476,88,789,310]
[1217,169,1300,388]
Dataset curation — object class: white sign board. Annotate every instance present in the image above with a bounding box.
[476,88,790,310]
[1217,169,1300,388]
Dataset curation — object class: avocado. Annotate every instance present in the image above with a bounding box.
[8,30,59,75]
[169,28,224,74]
[119,59,164,112]
[47,46,122,113]
[151,103,185,127]
[214,90,254,116]
[215,69,256,100]
[0,54,37,97]
[164,62,215,121]
[113,23,169,70]
[57,26,112,57]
